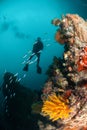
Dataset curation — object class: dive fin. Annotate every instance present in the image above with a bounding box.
[23,64,29,71]
[37,66,42,74]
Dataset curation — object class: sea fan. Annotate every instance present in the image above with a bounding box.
[41,93,72,121]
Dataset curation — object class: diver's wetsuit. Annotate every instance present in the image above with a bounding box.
[23,37,44,73]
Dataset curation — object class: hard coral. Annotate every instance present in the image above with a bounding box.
[41,93,72,122]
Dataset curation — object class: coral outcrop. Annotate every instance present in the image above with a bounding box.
[40,14,87,130]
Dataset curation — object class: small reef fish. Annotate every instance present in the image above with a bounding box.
[28,50,31,54]
[22,60,26,64]
[9,76,12,80]
[38,50,42,53]
[29,61,34,65]
[26,60,30,64]
[23,74,26,78]
[5,96,8,100]
[34,41,37,44]
[10,94,12,98]
[14,73,18,77]
[17,78,21,82]
[5,84,8,88]
[15,78,18,82]
[46,44,51,47]
[23,54,27,58]
[13,93,16,97]
[26,58,29,61]
[27,57,37,64]
[10,79,13,84]
[31,53,35,56]
[34,57,38,62]
[4,69,7,73]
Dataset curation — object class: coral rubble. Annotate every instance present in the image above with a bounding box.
[40,14,87,130]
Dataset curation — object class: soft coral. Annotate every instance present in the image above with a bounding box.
[77,46,87,71]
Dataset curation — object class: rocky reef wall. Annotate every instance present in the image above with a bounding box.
[40,14,87,130]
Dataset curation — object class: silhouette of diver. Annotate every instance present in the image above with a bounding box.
[23,37,44,74]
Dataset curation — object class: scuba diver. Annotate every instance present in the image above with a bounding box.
[23,37,44,74]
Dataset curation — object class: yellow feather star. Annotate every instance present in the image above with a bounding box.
[41,93,72,121]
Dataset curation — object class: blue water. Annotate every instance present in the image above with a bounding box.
[0,0,87,90]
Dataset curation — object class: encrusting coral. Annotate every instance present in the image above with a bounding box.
[41,93,72,122]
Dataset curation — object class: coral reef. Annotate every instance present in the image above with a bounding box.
[40,14,87,130]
